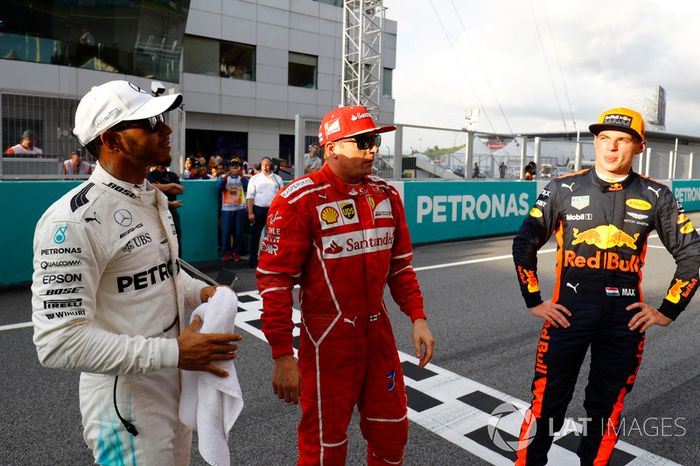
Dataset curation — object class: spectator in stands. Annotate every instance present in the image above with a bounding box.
[524,161,537,180]
[303,142,322,173]
[499,162,507,179]
[6,130,43,156]
[209,153,223,168]
[198,165,211,179]
[219,161,249,262]
[211,164,224,180]
[64,150,93,176]
[182,157,196,179]
[246,156,283,268]
[472,162,480,179]
[147,164,185,256]
[195,151,206,168]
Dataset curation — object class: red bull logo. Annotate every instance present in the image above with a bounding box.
[517,265,539,293]
[571,225,639,250]
[665,278,697,303]
[564,250,640,272]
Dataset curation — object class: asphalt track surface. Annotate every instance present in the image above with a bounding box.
[2,215,699,465]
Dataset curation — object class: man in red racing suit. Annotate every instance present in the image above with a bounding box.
[512,107,700,465]
[257,105,435,465]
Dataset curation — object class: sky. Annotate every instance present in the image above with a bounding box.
[383,0,700,142]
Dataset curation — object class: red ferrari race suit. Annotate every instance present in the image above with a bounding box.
[257,164,426,465]
[512,169,700,465]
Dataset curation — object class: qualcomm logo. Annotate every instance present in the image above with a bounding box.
[417,193,530,223]
[487,402,537,452]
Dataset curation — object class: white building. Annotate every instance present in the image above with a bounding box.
[0,0,397,175]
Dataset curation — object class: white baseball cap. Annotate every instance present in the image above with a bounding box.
[73,80,182,145]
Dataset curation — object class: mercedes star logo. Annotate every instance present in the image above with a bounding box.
[113,209,133,227]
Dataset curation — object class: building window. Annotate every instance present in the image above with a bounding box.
[183,35,219,76]
[0,0,188,83]
[382,68,393,97]
[314,0,342,6]
[186,129,248,162]
[288,52,317,89]
[220,41,255,80]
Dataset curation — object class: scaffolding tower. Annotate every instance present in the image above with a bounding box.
[341,0,385,115]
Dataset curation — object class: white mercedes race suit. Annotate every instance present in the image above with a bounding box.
[31,163,206,466]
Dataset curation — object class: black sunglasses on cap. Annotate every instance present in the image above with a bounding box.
[110,113,166,133]
[338,133,381,150]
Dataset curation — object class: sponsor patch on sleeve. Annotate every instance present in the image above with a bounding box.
[280,178,314,199]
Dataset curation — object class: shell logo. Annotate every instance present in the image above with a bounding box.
[625,198,652,211]
[680,222,695,234]
[677,213,689,225]
[530,207,543,218]
[321,206,339,225]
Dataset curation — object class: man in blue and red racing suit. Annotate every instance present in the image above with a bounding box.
[257,105,435,465]
[513,107,700,465]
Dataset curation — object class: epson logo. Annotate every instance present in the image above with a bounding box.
[42,273,82,284]
[565,213,593,221]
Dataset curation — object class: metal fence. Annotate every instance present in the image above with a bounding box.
[4,101,700,183]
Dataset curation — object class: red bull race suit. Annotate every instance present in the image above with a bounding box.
[512,168,700,465]
[257,164,426,465]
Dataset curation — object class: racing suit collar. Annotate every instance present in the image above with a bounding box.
[589,168,637,192]
[91,162,154,204]
[320,163,371,197]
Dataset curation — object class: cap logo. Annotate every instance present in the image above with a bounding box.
[602,114,632,128]
[350,112,371,121]
[94,108,121,129]
[128,82,149,94]
[325,119,341,136]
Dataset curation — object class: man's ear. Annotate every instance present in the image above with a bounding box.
[325,142,337,159]
[636,140,647,155]
[100,131,121,152]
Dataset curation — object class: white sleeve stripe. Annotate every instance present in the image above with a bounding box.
[389,265,412,278]
[256,267,301,278]
[392,252,412,260]
[289,184,331,204]
[261,286,292,296]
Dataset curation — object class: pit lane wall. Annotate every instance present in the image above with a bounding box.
[3,179,700,285]
[1,180,219,287]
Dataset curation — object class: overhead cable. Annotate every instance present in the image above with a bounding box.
[527,0,569,134]
[428,0,497,132]
[450,0,514,135]
[542,0,577,133]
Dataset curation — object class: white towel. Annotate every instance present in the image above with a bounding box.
[179,287,244,466]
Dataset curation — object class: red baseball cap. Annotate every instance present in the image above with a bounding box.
[318,105,396,144]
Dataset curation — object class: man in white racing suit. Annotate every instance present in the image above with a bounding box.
[31,80,241,465]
